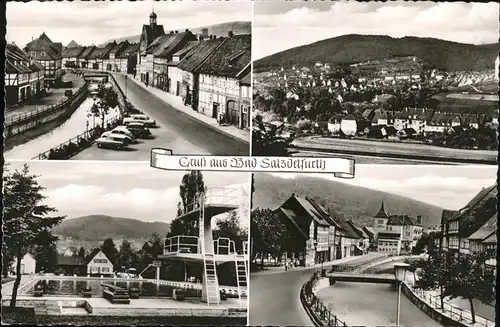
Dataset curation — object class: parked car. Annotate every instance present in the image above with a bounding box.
[96,135,129,149]
[123,114,156,127]
[126,122,152,139]
[104,127,137,143]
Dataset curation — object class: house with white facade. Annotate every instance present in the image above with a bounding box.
[394,108,434,135]
[10,253,37,275]
[87,250,114,276]
[373,202,423,254]
[24,32,62,87]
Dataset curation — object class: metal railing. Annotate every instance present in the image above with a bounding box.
[214,237,236,255]
[406,283,493,327]
[303,273,347,327]
[330,253,396,273]
[180,187,239,214]
[164,235,200,255]
[5,84,88,126]
[32,116,121,160]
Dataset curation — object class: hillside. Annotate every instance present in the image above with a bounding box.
[252,173,444,228]
[100,21,251,46]
[254,34,499,73]
[52,215,170,241]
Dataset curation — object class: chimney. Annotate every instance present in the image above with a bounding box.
[228,30,234,38]
[175,30,178,34]
[416,215,422,225]
[185,29,189,33]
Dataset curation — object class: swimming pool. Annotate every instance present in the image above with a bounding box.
[27,279,201,298]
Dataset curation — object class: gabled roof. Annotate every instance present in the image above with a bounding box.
[468,227,494,241]
[449,184,497,237]
[56,255,85,266]
[395,108,434,121]
[87,44,115,60]
[387,214,420,226]
[172,41,200,58]
[482,229,497,244]
[109,41,129,55]
[146,31,196,59]
[177,37,225,72]
[116,43,139,58]
[440,209,458,227]
[6,44,36,74]
[333,216,361,238]
[62,46,86,58]
[240,71,251,85]
[194,34,251,78]
[362,226,375,238]
[24,32,62,60]
[374,202,389,219]
[347,220,368,238]
[277,207,308,239]
[78,46,96,59]
[293,195,331,226]
[142,24,165,47]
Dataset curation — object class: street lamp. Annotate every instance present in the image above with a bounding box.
[313,240,318,276]
[394,262,410,327]
[90,91,98,129]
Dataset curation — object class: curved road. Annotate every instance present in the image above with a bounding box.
[113,74,249,156]
[250,268,313,326]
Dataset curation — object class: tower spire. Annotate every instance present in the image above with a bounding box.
[374,201,389,218]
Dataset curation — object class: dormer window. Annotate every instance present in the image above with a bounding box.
[41,51,46,56]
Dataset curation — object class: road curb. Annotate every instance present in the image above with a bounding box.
[118,73,250,146]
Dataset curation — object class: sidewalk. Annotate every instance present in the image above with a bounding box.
[252,252,383,276]
[124,74,250,144]
[405,275,494,327]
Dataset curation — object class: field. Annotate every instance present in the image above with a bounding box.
[292,137,497,165]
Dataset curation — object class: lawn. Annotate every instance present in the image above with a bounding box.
[1,307,247,325]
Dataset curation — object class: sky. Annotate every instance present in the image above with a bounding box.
[270,165,496,210]
[5,161,250,227]
[254,1,500,60]
[6,0,252,47]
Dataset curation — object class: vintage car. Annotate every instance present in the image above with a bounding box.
[123,114,156,127]
[96,134,129,149]
[105,127,137,143]
[126,122,152,139]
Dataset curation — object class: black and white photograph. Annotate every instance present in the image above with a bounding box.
[2,161,250,325]
[250,165,496,326]
[252,1,498,165]
[4,0,251,161]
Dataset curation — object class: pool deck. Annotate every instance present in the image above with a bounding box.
[2,295,247,317]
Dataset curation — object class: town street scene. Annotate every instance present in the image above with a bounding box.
[4,1,251,161]
[250,165,496,326]
[252,1,498,165]
[2,161,250,325]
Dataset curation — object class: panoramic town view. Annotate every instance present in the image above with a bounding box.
[2,161,250,325]
[4,1,251,161]
[250,165,497,326]
[252,1,499,165]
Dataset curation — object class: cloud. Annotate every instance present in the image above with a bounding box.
[253,1,499,59]
[6,1,251,46]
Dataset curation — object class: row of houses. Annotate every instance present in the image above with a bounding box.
[10,249,114,276]
[437,184,497,268]
[327,107,494,137]
[5,43,46,105]
[134,11,251,130]
[61,41,139,74]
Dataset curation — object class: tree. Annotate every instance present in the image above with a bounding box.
[101,238,118,269]
[414,254,449,309]
[90,81,119,128]
[252,115,292,156]
[31,229,59,273]
[116,240,139,272]
[213,211,246,251]
[167,171,206,238]
[78,246,86,258]
[3,164,65,308]
[404,258,423,285]
[444,252,496,323]
[251,208,287,268]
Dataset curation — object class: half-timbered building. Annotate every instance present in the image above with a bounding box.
[137,11,165,84]
[24,32,63,87]
[5,43,45,105]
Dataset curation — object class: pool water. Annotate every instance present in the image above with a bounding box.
[28,279,199,298]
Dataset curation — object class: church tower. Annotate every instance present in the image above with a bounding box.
[150,10,157,28]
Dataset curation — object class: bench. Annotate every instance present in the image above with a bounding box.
[101,284,130,304]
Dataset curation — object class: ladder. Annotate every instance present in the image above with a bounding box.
[235,253,248,307]
[203,253,220,305]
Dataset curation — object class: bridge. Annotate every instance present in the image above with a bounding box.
[327,272,395,284]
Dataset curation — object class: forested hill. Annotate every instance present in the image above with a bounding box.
[52,215,170,241]
[254,34,498,73]
[252,173,444,228]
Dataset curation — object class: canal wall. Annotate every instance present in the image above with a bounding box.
[4,84,89,139]
[401,283,467,327]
